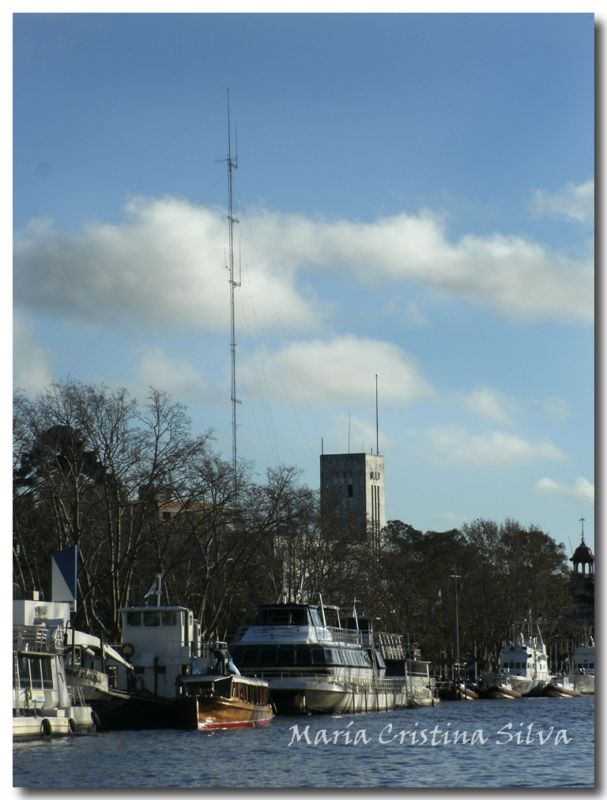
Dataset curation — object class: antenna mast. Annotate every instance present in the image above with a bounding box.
[375,374,379,455]
[226,89,240,491]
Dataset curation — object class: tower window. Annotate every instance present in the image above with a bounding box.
[347,484,353,498]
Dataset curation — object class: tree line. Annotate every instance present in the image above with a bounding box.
[13,379,581,670]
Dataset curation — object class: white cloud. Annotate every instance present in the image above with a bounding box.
[424,426,567,466]
[458,387,516,425]
[13,316,53,392]
[14,196,593,332]
[249,207,592,323]
[531,179,594,223]
[14,197,320,333]
[241,335,433,407]
[535,476,594,505]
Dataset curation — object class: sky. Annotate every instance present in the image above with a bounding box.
[10,10,596,554]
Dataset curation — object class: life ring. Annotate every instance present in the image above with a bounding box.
[122,642,135,659]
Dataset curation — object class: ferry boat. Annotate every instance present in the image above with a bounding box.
[571,635,595,695]
[483,618,552,698]
[13,589,96,738]
[230,597,436,714]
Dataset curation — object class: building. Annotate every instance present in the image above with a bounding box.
[569,523,594,630]
[320,452,386,540]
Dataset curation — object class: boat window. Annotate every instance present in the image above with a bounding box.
[235,649,257,667]
[144,611,161,626]
[276,648,296,666]
[312,648,327,665]
[126,611,141,626]
[162,611,177,626]
[308,608,323,627]
[290,609,308,625]
[296,647,312,665]
[257,648,277,666]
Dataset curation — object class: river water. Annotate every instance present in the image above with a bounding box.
[13,695,594,790]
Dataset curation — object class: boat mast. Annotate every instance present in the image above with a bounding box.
[225,89,240,492]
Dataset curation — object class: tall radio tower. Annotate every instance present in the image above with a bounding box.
[225,90,240,492]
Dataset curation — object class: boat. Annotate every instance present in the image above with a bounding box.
[571,635,595,695]
[543,675,580,698]
[178,667,274,730]
[230,596,437,714]
[482,616,552,697]
[102,577,273,730]
[13,589,96,738]
[63,627,137,727]
[438,678,479,701]
[481,677,521,700]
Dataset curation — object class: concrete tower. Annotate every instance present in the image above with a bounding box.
[320,452,386,538]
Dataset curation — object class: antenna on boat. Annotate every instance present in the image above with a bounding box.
[225,88,240,492]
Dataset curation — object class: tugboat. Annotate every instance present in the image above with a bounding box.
[102,576,274,731]
[230,595,436,714]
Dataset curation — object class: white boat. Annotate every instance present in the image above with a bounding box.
[571,636,595,695]
[484,617,552,697]
[230,597,437,714]
[13,590,96,738]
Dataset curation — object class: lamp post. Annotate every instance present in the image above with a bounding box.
[450,569,461,679]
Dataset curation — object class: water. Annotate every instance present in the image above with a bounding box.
[13,696,594,789]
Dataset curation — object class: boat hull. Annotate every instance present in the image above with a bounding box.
[265,676,434,714]
[481,683,521,700]
[195,697,274,730]
[543,680,580,698]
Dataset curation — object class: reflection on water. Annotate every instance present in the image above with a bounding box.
[13,695,594,789]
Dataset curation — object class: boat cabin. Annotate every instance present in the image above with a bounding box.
[117,604,205,699]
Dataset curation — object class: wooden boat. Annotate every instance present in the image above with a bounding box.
[178,673,274,730]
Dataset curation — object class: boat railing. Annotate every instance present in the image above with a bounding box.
[315,626,362,646]
[13,625,63,654]
[250,670,408,689]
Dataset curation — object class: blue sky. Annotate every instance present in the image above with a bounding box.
[12,11,595,552]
